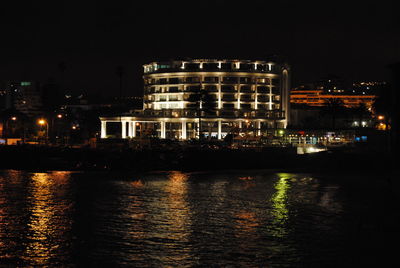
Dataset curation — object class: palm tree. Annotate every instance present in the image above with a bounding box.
[323,98,344,129]
[116,66,124,100]
[0,108,29,139]
[57,61,67,92]
[354,103,370,128]
[116,66,124,137]
[373,83,391,129]
[188,87,215,139]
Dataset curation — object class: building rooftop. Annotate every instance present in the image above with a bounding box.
[143,59,287,74]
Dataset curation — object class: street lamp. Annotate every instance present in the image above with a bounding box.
[4,116,18,138]
[52,113,65,143]
[38,119,46,126]
[38,119,49,142]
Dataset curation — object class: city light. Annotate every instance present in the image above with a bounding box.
[1,3,398,267]
[37,119,49,140]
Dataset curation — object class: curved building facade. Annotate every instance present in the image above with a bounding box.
[100,59,290,140]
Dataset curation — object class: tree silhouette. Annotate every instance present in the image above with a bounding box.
[57,61,67,92]
[0,108,29,139]
[188,87,215,139]
[116,66,124,99]
[323,98,344,129]
[353,103,370,127]
[116,66,125,127]
[373,82,391,129]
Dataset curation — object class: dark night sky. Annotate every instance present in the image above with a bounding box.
[0,1,399,97]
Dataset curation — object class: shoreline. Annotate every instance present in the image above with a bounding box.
[0,145,395,174]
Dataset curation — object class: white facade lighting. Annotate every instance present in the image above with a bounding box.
[101,59,289,140]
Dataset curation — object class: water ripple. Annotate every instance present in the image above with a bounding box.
[1,170,397,267]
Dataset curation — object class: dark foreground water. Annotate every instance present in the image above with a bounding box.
[1,169,399,267]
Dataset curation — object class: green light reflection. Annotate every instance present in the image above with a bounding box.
[270,173,291,237]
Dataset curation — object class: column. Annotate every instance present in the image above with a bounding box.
[282,68,290,128]
[238,120,242,129]
[218,75,222,109]
[254,84,258,110]
[161,121,166,139]
[237,83,241,109]
[269,80,273,110]
[257,121,261,136]
[128,122,133,137]
[132,121,136,138]
[217,120,222,140]
[181,121,187,140]
[121,121,126,139]
[101,121,107,138]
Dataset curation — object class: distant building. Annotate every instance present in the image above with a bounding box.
[289,80,385,129]
[314,75,348,94]
[100,59,290,140]
[289,105,373,129]
[352,81,387,95]
[2,81,43,117]
[290,89,376,109]
[0,86,6,110]
[290,77,383,109]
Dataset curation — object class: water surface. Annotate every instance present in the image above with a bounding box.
[0,169,398,267]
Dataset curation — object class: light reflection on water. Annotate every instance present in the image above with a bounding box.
[271,174,291,238]
[0,171,73,266]
[0,169,396,267]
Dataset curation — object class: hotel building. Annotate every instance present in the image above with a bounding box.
[100,59,290,140]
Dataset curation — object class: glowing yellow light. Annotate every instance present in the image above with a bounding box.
[72,126,76,130]
[11,116,17,121]
[136,122,140,126]
[38,119,46,125]
[378,115,384,120]
[57,114,63,119]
